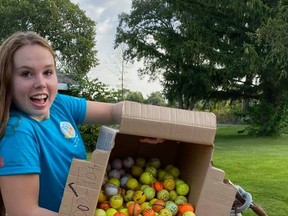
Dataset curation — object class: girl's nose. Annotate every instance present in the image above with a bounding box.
[33,76,46,89]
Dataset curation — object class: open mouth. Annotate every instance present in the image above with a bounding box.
[30,94,48,104]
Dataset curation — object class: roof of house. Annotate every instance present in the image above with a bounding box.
[57,71,78,84]
[57,71,78,90]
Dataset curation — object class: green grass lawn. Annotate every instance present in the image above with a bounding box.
[213,125,288,216]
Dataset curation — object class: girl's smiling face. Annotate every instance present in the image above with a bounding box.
[12,44,58,121]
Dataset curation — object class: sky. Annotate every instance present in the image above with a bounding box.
[71,0,162,97]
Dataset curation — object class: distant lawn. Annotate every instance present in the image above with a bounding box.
[213,125,288,216]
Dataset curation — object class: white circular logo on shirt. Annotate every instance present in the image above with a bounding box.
[60,121,76,139]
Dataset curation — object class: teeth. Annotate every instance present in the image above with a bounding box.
[31,95,47,99]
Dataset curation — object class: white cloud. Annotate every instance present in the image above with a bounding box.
[92,6,105,18]
[71,0,162,97]
[97,18,113,35]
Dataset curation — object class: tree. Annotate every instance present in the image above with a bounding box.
[125,91,144,103]
[68,76,114,102]
[106,43,132,100]
[0,0,98,79]
[116,0,288,135]
[109,88,132,103]
[115,0,266,109]
[243,1,288,135]
[145,91,166,106]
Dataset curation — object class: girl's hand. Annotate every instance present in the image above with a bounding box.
[139,137,165,144]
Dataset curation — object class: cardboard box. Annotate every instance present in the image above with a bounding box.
[59,127,116,216]
[59,101,237,216]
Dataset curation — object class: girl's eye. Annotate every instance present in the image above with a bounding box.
[44,69,53,76]
[21,71,32,77]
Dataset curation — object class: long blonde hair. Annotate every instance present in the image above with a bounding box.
[0,32,56,215]
[0,31,56,139]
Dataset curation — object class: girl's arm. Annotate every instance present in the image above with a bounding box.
[0,174,58,216]
[83,101,123,125]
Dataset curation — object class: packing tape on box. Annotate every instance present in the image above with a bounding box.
[95,126,118,151]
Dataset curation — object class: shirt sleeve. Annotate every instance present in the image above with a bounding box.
[55,94,87,125]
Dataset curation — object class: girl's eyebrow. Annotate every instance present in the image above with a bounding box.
[14,65,32,71]
[14,64,55,70]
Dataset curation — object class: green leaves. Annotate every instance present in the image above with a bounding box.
[115,0,288,135]
[0,0,97,78]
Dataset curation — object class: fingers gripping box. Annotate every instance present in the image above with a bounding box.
[59,101,236,216]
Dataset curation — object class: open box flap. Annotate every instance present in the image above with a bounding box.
[119,101,217,145]
[195,166,237,216]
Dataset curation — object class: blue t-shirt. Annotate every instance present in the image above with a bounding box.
[0,94,87,212]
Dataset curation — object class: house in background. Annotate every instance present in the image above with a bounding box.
[57,71,79,93]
